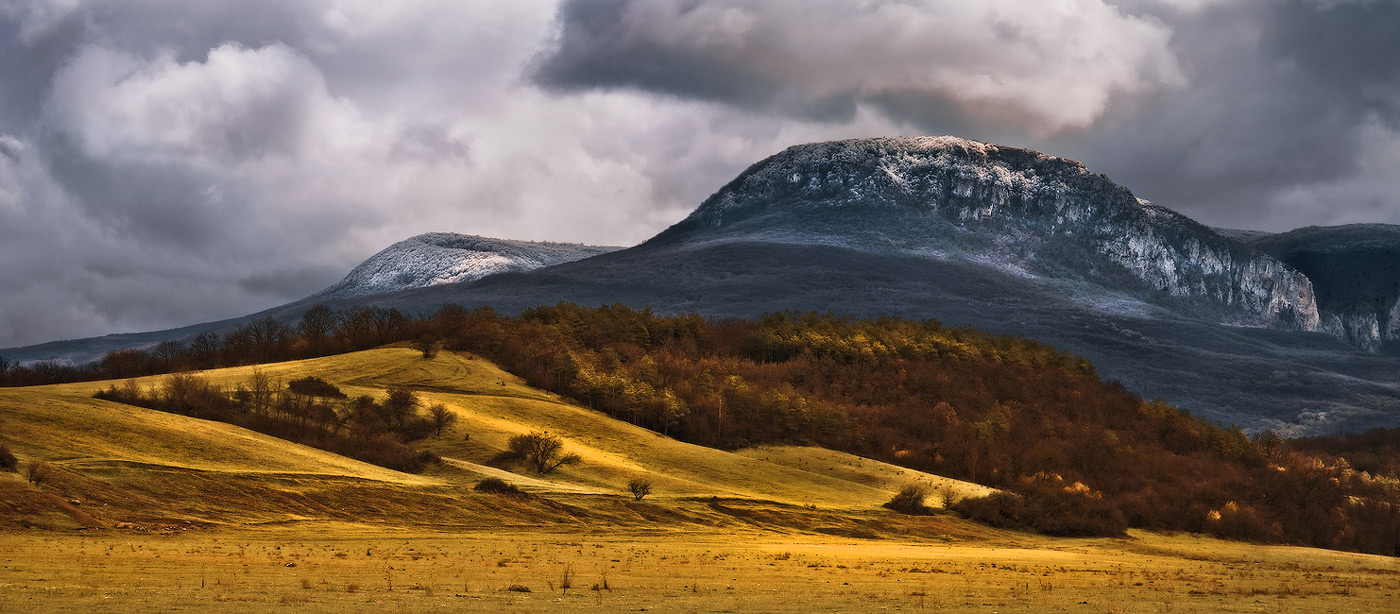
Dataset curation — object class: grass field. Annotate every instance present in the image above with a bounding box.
[1,347,1397,612]
[3,525,1398,613]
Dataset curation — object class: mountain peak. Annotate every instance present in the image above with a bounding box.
[311,233,619,300]
[667,136,1320,333]
[684,136,1100,229]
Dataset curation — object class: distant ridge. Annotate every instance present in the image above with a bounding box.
[311,233,619,299]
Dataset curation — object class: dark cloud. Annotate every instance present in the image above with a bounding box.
[533,0,1184,133]
[1040,0,1400,230]
[3,0,1400,350]
[1264,0,1400,126]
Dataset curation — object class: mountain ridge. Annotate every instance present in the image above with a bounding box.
[6,136,1400,435]
[656,137,1321,332]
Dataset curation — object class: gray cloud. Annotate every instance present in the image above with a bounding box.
[2,0,1399,350]
[1042,0,1400,230]
[534,0,1184,133]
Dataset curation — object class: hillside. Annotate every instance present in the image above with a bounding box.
[0,347,987,531]
[3,345,1399,613]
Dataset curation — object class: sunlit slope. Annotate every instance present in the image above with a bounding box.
[1,347,987,527]
[0,385,437,486]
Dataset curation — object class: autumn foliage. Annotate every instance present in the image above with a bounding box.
[431,303,1400,553]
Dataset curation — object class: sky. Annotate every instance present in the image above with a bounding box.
[1,0,1399,349]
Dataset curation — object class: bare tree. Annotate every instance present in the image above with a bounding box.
[298,304,337,352]
[508,432,582,474]
[247,369,276,416]
[428,403,456,437]
[152,340,184,372]
[627,477,653,501]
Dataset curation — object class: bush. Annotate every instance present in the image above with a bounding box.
[952,486,1128,537]
[25,461,53,486]
[0,443,16,472]
[474,477,528,497]
[883,485,932,515]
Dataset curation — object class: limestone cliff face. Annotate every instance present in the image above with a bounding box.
[680,137,1321,331]
[1244,224,1400,351]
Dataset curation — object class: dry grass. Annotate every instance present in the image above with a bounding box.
[0,525,1397,613]
[0,347,1396,612]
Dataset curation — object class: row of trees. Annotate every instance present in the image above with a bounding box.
[95,372,446,472]
[1,305,426,386]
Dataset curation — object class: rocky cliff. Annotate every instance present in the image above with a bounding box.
[1243,224,1400,352]
[671,137,1321,331]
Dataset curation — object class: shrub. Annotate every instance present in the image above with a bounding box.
[883,485,932,515]
[412,335,441,360]
[0,443,17,472]
[952,485,1128,537]
[25,461,53,486]
[474,477,528,497]
[627,477,653,501]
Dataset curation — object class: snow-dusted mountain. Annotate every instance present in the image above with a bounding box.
[310,233,619,299]
[656,136,1320,331]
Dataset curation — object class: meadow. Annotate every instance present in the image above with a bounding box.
[1,347,1397,611]
[3,525,1397,613]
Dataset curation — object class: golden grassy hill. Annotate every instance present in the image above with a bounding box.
[0,347,989,531]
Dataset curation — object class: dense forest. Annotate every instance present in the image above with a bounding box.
[5,302,1399,554]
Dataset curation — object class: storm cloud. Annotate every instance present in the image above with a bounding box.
[2,0,1399,350]
[533,0,1184,133]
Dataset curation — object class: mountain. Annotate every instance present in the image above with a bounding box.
[655,136,1320,330]
[310,233,620,300]
[1235,224,1400,353]
[0,233,617,365]
[372,138,1400,435]
[7,137,1400,435]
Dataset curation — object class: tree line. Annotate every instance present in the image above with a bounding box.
[94,372,444,473]
[0,305,422,385]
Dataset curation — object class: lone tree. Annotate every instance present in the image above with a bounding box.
[411,334,441,359]
[428,403,456,437]
[508,432,581,474]
[627,477,653,501]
